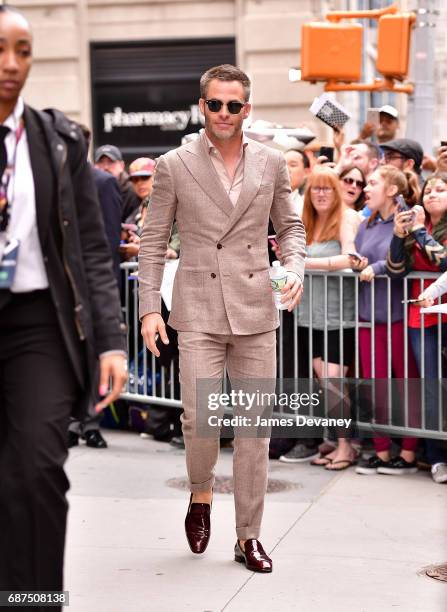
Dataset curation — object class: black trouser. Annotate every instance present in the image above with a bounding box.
[0,290,80,611]
[69,362,101,436]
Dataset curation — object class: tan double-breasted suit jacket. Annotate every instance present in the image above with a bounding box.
[138,133,306,333]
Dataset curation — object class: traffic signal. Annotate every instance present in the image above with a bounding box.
[301,22,362,82]
[376,14,414,79]
[299,5,416,93]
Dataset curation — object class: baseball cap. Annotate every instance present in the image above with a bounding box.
[128,157,156,177]
[379,105,399,120]
[94,144,123,163]
[380,138,424,171]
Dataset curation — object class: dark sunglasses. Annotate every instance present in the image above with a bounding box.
[342,177,364,189]
[205,99,246,114]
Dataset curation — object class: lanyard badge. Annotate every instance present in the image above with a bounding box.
[0,120,24,232]
[0,238,20,288]
[0,167,13,231]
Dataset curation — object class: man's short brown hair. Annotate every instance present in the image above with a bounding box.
[352,139,381,160]
[200,64,251,102]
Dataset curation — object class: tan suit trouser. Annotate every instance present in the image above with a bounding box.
[178,330,276,540]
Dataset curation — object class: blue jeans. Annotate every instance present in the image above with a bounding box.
[409,325,447,465]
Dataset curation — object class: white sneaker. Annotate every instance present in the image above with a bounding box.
[431,463,447,484]
[279,443,319,463]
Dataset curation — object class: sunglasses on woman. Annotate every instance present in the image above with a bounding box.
[205,99,246,114]
[342,177,364,189]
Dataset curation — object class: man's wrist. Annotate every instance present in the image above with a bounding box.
[286,270,302,284]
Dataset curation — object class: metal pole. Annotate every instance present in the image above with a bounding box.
[405,0,439,153]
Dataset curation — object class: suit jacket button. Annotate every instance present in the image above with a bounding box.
[211,273,216,278]
[249,273,253,278]
[63,219,70,227]
[217,243,223,249]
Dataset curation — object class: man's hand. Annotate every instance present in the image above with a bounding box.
[359,121,376,140]
[141,312,169,357]
[281,274,304,312]
[95,354,128,413]
[360,265,375,282]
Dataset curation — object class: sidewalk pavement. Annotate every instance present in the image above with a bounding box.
[65,430,446,612]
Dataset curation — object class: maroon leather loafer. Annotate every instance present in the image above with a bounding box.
[234,539,273,573]
[184,494,211,554]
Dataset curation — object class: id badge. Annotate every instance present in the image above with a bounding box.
[0,238,20,289]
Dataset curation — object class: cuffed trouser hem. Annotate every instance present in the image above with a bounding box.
[69,413,101,435]
[82,421,101,434]
[189,476,215,493]
[68,419,82,435]
[236,526,261,540]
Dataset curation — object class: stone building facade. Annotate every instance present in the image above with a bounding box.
[16,0,446,157]
[19,0,329,157]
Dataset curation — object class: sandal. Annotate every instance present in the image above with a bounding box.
[325,458,357,471]
[311,456,332,466]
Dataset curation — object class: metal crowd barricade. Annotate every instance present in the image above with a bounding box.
[120,261,182,409]
[120,262,446,440]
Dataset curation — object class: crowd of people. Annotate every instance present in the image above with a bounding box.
[85,104,447,486]
[276,106,447,484]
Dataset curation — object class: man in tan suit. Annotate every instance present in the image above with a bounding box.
[139,65,306,573]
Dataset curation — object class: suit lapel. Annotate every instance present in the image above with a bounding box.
[177,134,268,231]
[177,137,234,218]
[24,106,55,247]
[219,143,268,240]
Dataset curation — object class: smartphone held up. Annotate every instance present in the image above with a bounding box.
[395,194,410,213]
[319,146,334,163]
[366,108,380,129]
